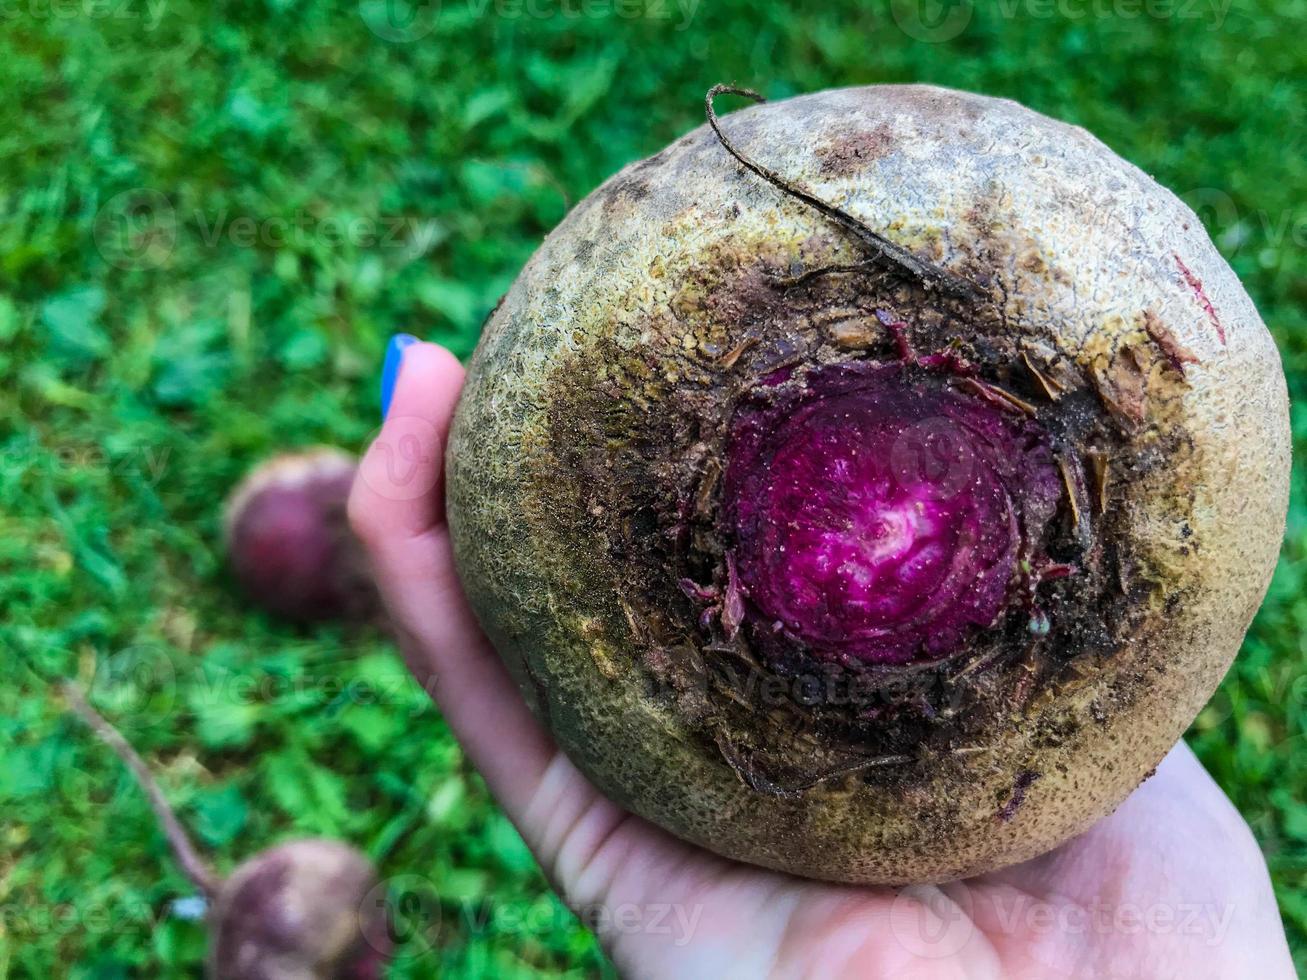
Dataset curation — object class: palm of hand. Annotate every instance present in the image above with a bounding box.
[349,342,1292,980]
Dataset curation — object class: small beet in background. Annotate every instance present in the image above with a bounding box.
[224,448,378,624]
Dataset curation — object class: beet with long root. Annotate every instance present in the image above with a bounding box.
[65,685,391,978]
[445,85,1291,883]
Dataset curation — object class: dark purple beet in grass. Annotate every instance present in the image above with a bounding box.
[224,448,377,624]
[64,684,393,979]
[209,839,391,980]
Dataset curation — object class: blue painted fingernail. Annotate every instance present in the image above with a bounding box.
[380,334,418,420]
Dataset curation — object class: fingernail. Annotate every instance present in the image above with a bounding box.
[380,333,418,420]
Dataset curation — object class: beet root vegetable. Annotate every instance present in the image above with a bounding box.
[64,685,389,978]
[224,448,377,623]
[446,85,1291,884]
[208,840,389,980]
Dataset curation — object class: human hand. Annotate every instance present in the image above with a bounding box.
[348,338,1295,979]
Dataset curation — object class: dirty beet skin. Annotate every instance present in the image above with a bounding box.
[445,85,1291,884]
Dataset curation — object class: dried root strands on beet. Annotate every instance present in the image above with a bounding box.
[704,85,984,301]
[446,84,1290,884]
[224,448,378,624]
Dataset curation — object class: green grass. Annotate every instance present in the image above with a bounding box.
[1,0,1304,974]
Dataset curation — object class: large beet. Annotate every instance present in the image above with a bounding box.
[445,85,1290,883]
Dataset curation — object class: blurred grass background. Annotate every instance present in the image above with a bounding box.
[0,0,1304,974]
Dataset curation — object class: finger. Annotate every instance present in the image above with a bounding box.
[349,340,557,819]
[354,339,462,538]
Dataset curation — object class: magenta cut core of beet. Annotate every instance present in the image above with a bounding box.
[723,362,1061,666]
